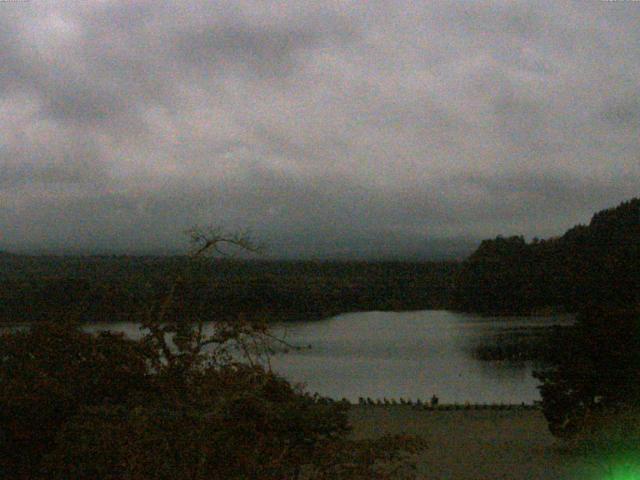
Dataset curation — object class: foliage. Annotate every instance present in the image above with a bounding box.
[454,197,639,314]
[534,306,640,439]
[471,325,568,364]
[454,198,640,446]
[453,235,534,313]
[0,321,153,478]
[0,227,426,479]
[0,256,458,324]
[39,365,355,480]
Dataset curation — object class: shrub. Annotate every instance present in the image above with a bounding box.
[0,228,426,479]
[535,306,640,438]
[0,320,424,479]
[0,321,152,478]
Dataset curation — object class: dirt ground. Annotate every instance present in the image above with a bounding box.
[348,406,603,480]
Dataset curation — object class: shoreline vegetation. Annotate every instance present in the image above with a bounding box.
[0,199,637,478]
[470,323,574,364]
[0,234,432,479]
[453,198,638,316]
[0,198,637,367]
[0,256,459,324]
[0,253,580,326]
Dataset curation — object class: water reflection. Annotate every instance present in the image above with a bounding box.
[7,310,572,404]
[267,310,572,403]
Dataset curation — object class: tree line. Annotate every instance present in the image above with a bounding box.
[456,197,640,471]
[1,197,638,475]
[0,257,457,324]
[0,230,426,479]
[453,197,639,315]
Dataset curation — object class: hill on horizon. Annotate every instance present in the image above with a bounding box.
[454,197,639,314]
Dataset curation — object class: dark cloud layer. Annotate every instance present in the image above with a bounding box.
[0,1,638,258]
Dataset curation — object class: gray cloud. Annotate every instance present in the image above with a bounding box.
[0,1,638,258]
[174,13,358,78]
[602,96,640,128]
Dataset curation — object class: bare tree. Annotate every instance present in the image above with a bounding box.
[139,226,285,376]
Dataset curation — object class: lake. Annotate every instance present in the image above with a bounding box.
[83,310,572,404]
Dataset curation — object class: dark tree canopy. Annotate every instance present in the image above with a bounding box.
[453,197,639,314]
[534,305,640,438]
[0,229,425,479]
[453,198,640,444]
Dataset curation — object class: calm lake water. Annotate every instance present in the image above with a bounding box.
[82,310,572,404]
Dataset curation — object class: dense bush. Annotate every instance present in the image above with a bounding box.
[0,317,425,479]
[0,229,425,479]
[36,358,353,479]
[534,306,640,439]
[0,321,153,478]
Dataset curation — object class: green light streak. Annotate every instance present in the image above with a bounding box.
[595,458,640,480]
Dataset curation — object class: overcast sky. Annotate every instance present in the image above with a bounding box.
[0,1,638,258]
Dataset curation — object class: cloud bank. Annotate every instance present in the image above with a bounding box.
[1,1,638,257]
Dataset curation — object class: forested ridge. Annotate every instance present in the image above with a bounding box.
[453,197,639,314]
[1,198,637,323]
[0,257,457,324]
